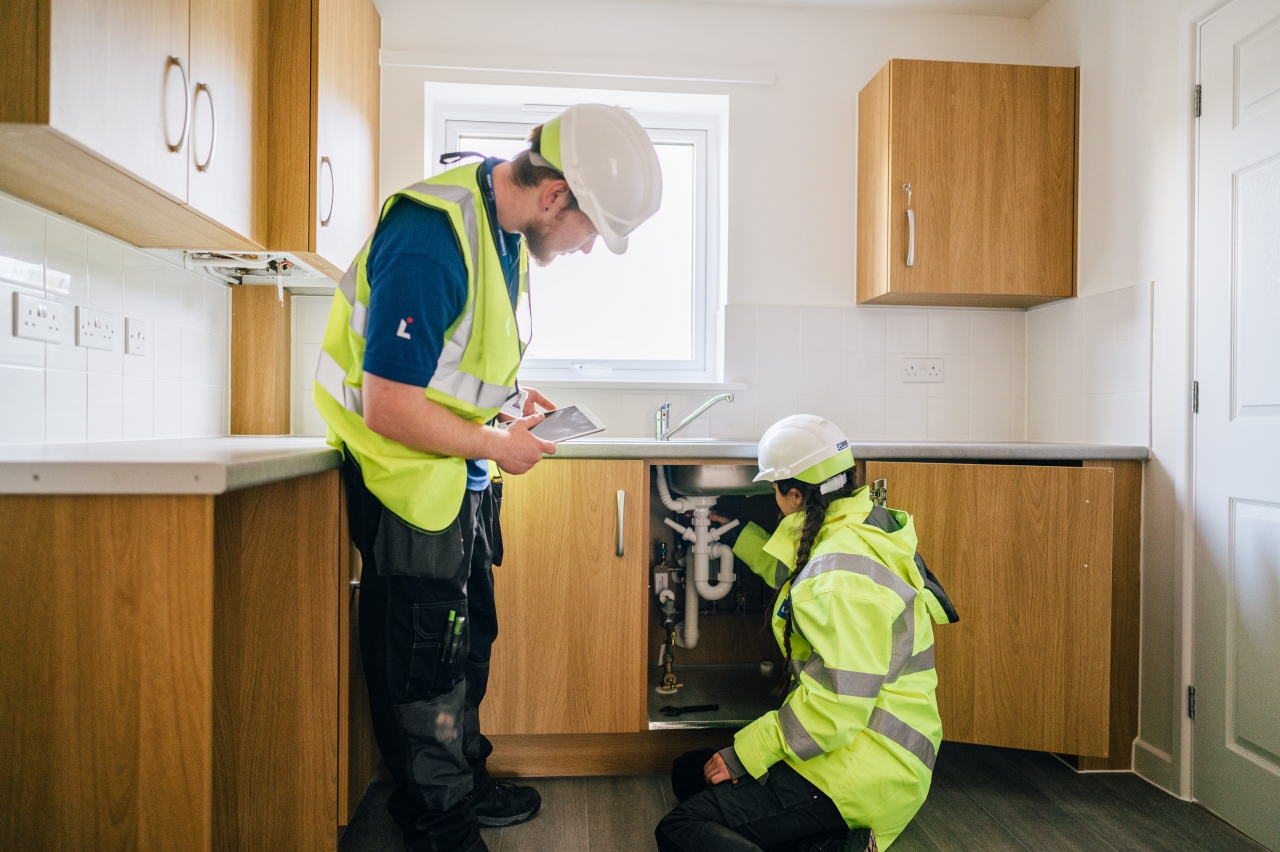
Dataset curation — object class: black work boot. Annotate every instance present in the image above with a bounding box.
[472,779,542,827]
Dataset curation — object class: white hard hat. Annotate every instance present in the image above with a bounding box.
[754,415,855,490]
[529,104,663,254]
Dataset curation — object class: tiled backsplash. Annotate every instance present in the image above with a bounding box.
[1026,282,1152,446]
[0,192,230,445]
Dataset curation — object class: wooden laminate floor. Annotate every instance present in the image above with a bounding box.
[338,742,1268,852]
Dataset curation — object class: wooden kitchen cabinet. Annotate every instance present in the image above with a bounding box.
[0,470,348,851]
[866,461,1141,767]
[857,60,1079,308]
[0,0,262,250]
[266,0,380,280]
[482,459,650,736]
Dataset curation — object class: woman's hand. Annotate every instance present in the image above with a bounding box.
[522,387,556,416]
[703,752,731,786]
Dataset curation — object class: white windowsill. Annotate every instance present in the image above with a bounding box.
[521,379,748,392]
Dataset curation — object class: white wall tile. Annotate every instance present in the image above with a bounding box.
[294,295,333,345]
[846,396,885,440]
[204,279,230,336]
[970,355,1012,398]
[707,392,755,441]
[1010,312,1026,355]
[122,252,158,318]
[1114,282,1152,342]
[154,380,182,438]
[44,217,87,301]
[970,311,1013,355]
[181,383,221,437]
[87,373,123,441]
[765,307,801,352]
[798,394,844,428]
[45,369,86,442]
[0,195,46,291]
[122,377,154,439]
[927,355,969,398]
[841,353,885,397]
[86,234,124,309]
[754,392,800,435]
[181,327,215,385]
[0,365,45,443]
[797,351,830,395]
[843,307,886,353]
[884,356,928,398]
[885,309,928,353]
[970,396,1015,441]
[85,308,123,376]
[723,346,756,385]
[927,310,970,355]
[153,320,182,382]
[800,307,842,352]
[1010,355,1027,398]
[0,282,47,368]
[926,396,969,440]
[884,397,927,441]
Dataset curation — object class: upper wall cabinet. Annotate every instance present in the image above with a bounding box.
[857,60,1079,308]
[266,0,380,281]
[0,0,262,250]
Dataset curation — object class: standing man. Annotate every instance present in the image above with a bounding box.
[314,104,662,852]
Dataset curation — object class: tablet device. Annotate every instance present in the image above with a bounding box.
[529,405,605,443]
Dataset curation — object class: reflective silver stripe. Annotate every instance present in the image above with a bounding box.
[316,349,364,416]
[800,654,885,698]
[866,708,937,770]
[774,560,790,589]
[717,746,749,780]
[315,349,349,407]
[338,261,358,303]
[778,702,825,760]
[350,299,368,336]
[899,645,935,677]
[794,552,918,684]
[402,182,511,410]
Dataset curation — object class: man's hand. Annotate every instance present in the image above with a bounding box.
[492,414,556,474]
[522,387,556,416]
[703,752,731,786]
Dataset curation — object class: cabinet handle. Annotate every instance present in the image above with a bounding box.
[905,208,915,267]
[320,156,335,226]
[616,490,626,558]
[164,56,189,153]
[193,83,216,172]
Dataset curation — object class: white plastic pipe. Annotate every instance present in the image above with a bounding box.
[698,543,737,601]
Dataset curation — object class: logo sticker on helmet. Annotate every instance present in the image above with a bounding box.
[836,440,849,451]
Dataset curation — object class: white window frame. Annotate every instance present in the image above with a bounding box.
[430,103,723,383]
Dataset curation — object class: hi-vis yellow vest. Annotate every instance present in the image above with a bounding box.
[730,487,944,848]
[314,164,529,532]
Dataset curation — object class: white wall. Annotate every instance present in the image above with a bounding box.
[0,192,231,445]
[1030,0,1199,795]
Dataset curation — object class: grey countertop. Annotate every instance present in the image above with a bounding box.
[0,437,342,495]
[552,439,1149,462]
[0,437,1147,495]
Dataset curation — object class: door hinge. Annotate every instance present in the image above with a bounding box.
[1188,685,1197,720]
[1194,84,1202,118]
[1192,381,1199,413]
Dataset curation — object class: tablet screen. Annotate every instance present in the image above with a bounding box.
[529,405,605,443]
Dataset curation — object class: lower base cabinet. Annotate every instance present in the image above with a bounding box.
[0,470,351,851]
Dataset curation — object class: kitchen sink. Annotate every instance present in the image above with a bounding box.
[664,464,772,497]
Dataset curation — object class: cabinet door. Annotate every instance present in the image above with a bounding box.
[188,0,260,239]
[47,0,190,202]
[888,61,1077,304]
[483,460,650,735]
[866,461,1114,756]
[314,0,380,275]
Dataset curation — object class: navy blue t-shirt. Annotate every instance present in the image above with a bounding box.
[363,159,521,491]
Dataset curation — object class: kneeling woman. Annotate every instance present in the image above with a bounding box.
[655,415,955,852]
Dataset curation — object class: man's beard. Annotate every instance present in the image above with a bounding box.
[522,215,562,267]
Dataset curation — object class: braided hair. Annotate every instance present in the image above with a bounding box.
[774,475,854,689]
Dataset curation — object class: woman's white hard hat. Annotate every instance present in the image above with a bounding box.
[753,415,856,487]
[528,104,663,254]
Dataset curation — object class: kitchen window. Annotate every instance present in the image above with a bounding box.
[431,104,722,383]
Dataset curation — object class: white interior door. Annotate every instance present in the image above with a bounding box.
[1194,1,1280,849]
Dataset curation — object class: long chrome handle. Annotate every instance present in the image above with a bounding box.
[193,83,216,172]
[616,490,626,558]
[164,56,189,153]
[906,208,915,267]
[320,157,335,226]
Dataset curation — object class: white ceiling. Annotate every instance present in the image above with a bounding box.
[670,0,1051,18]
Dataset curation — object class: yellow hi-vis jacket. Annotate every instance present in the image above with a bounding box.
[314,164,529,532]
[728,486,945,848]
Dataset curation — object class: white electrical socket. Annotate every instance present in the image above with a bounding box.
[12,292,64,343]
[125,317,148,356]
[901,358,944,383]
[76,306,118,351]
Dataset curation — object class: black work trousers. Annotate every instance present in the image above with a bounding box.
[344,457,502,852]
[655,749,848,852]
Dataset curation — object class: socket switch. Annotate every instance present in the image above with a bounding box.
[76,306,118,351]
[125,317,148,356]
[901,358,944,383]
[13,292,64,343]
